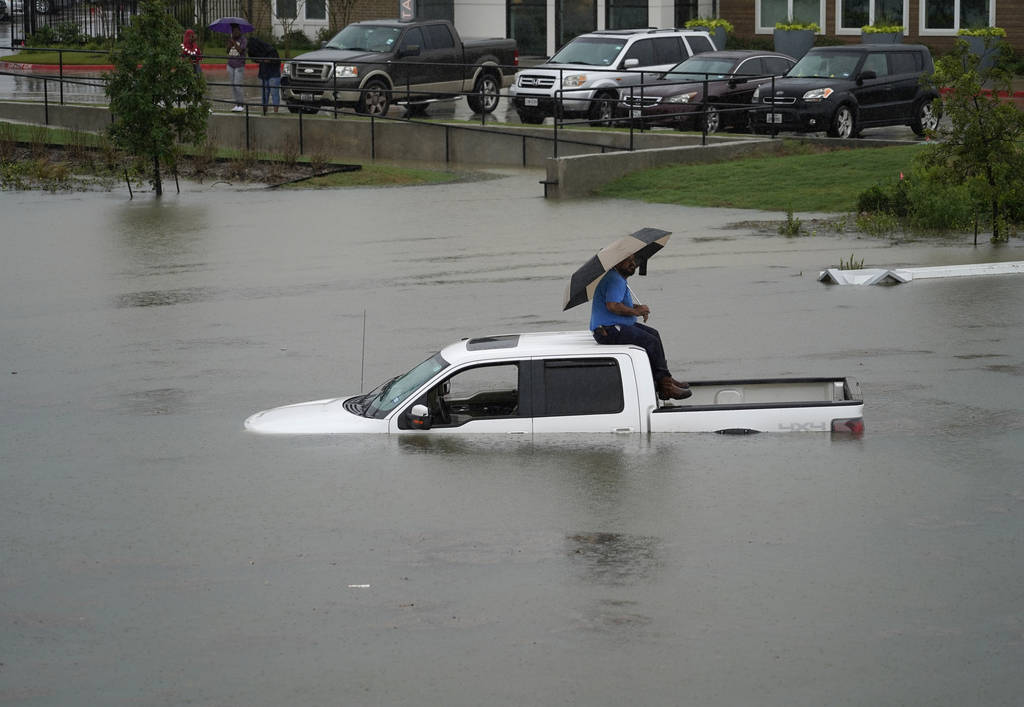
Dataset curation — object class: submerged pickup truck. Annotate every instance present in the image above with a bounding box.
[245,331,864,435]
[281,19,517,116]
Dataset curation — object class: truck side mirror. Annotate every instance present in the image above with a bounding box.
[409,403,432,430]
[856,69,876,84]
[399,44,421,58]
[623,58,639,69]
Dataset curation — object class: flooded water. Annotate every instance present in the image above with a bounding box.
[2,172,1023,706]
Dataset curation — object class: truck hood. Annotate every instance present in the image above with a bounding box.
[288,48,391,64]
[244,396,388,434]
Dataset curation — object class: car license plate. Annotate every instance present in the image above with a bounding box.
[766,113,783,124]
[524,97,538,107]
[631,109,642,118]
[300,93,314,102]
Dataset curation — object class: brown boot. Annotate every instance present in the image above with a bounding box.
[658,378,693,401]
[670,377,689,389]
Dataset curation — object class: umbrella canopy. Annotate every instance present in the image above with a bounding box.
[562,227,671,311]
[208,16,254,33]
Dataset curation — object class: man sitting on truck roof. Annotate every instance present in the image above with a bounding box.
[590,255,691,401]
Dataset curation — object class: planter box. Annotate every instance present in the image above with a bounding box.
[773,28,815,59]
[861,31,902,44]
[963,35,1002,72]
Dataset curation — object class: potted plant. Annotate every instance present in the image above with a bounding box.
[684,17,734,51]
[773,21,819,59]
[957,26,1007,71]
[861,18,903,44]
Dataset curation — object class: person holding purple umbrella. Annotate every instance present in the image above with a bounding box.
[226,23,248,111]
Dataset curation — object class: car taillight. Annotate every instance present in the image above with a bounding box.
[514,49,519,66]
[831,417,864,435]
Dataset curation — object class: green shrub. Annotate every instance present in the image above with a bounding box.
[281,30,314,49]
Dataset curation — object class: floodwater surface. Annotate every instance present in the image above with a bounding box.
[2,172,1023,706]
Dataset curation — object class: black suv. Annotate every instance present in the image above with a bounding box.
[749,44,939,138]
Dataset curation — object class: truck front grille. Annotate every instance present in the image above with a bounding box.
[290,61,332,82]
[518,74,556,89]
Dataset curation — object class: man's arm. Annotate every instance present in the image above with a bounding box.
[606,301,650,320]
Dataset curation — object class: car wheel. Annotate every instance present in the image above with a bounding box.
[466,73,500,114]
[911,97,940,136]
[517,108,544,125]
[827,105,855,139]
[703,105,721,134]
[34,0,49,12]
[588,91,617,126]
[357,79,391,116]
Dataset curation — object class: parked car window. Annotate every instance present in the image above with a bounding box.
[400,27,425,53]
[326,24,402,52]
[789,51,861,79]
[425,24,455,50]
[763,56,794,75]
[735,57,761,75]
[541,359,623,416]
[862,52,888,77]
[623,39,656,67]
[665,55,736,79]
[684,35,715,55]
[889,51,919,74]
[653,36,685,64]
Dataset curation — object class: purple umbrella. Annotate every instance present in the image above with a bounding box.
[208,16,254,33]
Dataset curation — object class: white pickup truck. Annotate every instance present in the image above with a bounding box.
[245,331,864,435]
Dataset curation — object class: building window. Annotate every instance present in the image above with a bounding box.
[607,0,648,30]
[306,0,326,21]
[276,0,296,20]
[556,0,596,50]
[757,0,825,32]
[508,0,546,56]
[921,0,994,33]
[674,0,698,28]
[837,0,906,34]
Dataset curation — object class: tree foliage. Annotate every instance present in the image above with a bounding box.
[105,0,209,195]
[918,37,1024,242]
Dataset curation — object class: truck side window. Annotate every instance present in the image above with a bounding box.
[401,27,425,53]
[425,24,455,50]
[653,37,684,65]
[541,359,623,416]
[431,363,520,425]
[623,39,655,67]
[684,35,715,55]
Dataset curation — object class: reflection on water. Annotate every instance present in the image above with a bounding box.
[567,532,662,586]
[115,286,220,308]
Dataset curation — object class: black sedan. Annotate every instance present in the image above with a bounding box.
[619,50,795,133]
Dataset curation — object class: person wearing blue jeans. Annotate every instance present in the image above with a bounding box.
[226,24,248,112]
[590,254,691,400]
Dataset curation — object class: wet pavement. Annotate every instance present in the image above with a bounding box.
[2,170,1023,706]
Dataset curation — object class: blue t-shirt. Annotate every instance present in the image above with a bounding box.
[589,269,636,330]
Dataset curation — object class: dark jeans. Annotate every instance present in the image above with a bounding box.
[592,322,672,382]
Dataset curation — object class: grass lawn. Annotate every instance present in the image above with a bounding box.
[287,164,465,188]
[1,48,307,65]
[596,141,929,213]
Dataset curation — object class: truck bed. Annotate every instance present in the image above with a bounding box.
[649,377,864,434]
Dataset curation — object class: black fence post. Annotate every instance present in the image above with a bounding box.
[298,110,304,154]
[245,104,250,150]
[59,50,64,106]
[43,77,49,125]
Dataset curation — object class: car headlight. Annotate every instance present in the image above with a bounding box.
[666,91,698,104]
[802,87,834,101]
[562,74,587,88]
[751,86,760,102]
[334,65,359,78]
[283,63,292,77]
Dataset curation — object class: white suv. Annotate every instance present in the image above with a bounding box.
[509,28,716,125]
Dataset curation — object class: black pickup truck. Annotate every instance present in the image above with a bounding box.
[281,19,517,116]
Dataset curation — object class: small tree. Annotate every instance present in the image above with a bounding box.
[919,38,1024,242]
[105,0,210,195]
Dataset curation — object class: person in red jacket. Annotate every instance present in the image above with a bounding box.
[181,29,202,76]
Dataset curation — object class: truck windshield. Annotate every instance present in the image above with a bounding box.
[549,37,627,66]
[363,352,449,419]
[325,25,402,52]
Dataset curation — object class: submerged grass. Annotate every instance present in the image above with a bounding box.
[596,142,927,213]
[292,164,463,188]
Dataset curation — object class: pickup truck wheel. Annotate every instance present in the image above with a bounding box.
[827,105,855,139]
[358,80,391,116]
[466,73,500,114]
[517,109,545,124]
[588,91,617,126]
